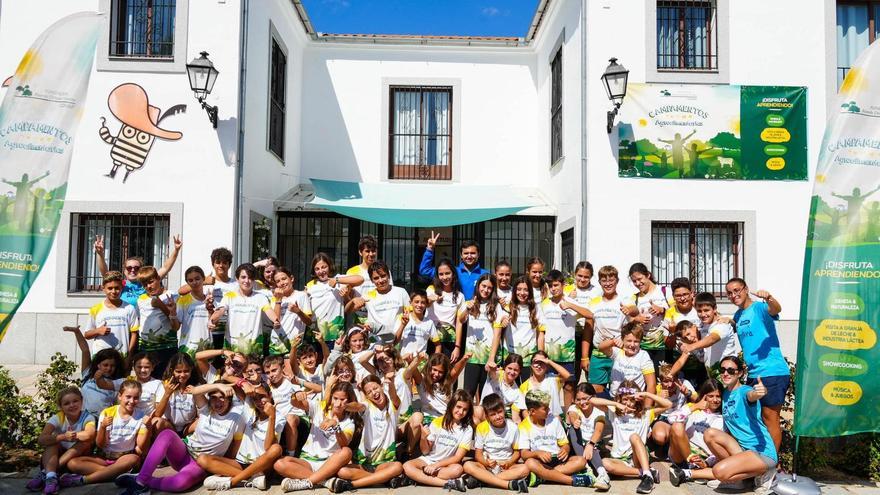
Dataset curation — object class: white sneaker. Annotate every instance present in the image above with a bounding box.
[281,478,314,492]
[707,479,745,489]
[248,475,268,490]
[754,469,777,492]
[203,475,232,490]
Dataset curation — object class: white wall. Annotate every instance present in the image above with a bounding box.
[582,0,832,358]
[239,0,309,260]
[0,0,241,315]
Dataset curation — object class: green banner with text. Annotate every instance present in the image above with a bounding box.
[618,83,807,180]
[795,43,880,437]
[0,13,100,342]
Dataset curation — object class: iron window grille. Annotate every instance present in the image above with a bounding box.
[561,228,574,275]
[656,0,718,71]
[550,49,563,165]
[269,37,287,160]
[68,213,170,293]
[389,86,453,180]
[110,0,176,59]
[651,221,743,299]
[276,213,554,291]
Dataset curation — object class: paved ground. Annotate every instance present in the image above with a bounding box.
[2,464,878,495]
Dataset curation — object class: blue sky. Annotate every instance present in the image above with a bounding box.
[301,0,540,37]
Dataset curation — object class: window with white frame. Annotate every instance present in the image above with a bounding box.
[837,2,880,88]
[656,0,718,71]
[651,221,743,298]
[268,36,287,160]
[67,213,170,293]
[110,0,176,59]
[550,48,563,165]
[389,85,453,180]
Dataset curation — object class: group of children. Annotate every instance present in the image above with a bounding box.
[26,234,788,494]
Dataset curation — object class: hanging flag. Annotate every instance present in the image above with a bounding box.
[0,13,101,342]
[795,41,880,436]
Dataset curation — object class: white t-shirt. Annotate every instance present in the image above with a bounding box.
[114,378,163,418]
[207,279,239,333]
[184,405,245,457]
[481,375,526,416]
[176,293,212,354]
[517,415,567,455]
[567,404,606,443]
[270,291,313,356]
[624,286,669,351]
[306,280,346,342]
[297,366,325,396]
[609,347,655,395]
[539,297,580,363]
[496,287,512,306]
[301,399,356,461]
[417,382,450,419]
[269,378,306,420]
[609,408,655,459]
[363,287,410,344]
[475,419,519,461]
[426,286,465,343]
[98,405,147,454]
[465,303,507,365]
[217,291,271,355]
[399,316,439,356]
[519,376,565,418]
[588,295,628,348]
[86,301,139,358]
[346,264,393,323]
[658,380,697,418]
[387,368,413,421]
[700,321,738,368]
[505,305,545,366]
[236,405,284,464]
[685,408,724,455]
[137,291,179,351]
[420,417,473,464]
[47,411,95,450]
[360,400,399,465]
[567,284,602,330]
[164,390,198,432]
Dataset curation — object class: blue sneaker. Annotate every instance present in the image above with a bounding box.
[571,471,596,488]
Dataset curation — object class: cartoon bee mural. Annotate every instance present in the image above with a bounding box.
[99,83,186,182]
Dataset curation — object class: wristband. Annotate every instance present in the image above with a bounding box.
[588,440,597,447]
[580,358,590,362]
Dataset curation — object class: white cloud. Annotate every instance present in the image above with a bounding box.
[481,6,500,17]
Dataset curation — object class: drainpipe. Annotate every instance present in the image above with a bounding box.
[579,0,589,261]
[233,0,250,261]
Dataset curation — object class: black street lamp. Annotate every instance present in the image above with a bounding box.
[186,51,220,128]
[601,57,629,134]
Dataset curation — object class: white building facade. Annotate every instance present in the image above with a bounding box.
[0,0,848,364]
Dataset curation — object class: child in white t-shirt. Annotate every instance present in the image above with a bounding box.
[598,321,657,398]
[518,352,569,419]
[347,261,410,345]
[62,380,149,488]
[402,389,475,492]
[478,354,526,424]
[667,380,725,486]
[395,290,440,356]
[331,374,404,491]
[566,383,610,490]
[274,382,359,491]
[200,387,285,491]
[590,379,672,494]
[463,393,530,492]
[270,266,314,359]
[27,387,96,494]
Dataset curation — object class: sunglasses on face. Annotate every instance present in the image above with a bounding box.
[125,265,141,272]
[719,367,740,375]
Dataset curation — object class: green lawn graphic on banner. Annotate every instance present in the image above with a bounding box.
[795,43,880,438]
[0,13,100,342]
[618,83,807,180]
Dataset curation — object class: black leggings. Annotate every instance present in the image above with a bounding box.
[568,425,605,473]
[463,363,488,398]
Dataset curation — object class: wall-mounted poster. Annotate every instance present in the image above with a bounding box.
[617,83,807,180]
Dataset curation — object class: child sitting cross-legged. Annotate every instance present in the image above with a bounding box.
[519,389,595,488]
[462,393,531,493]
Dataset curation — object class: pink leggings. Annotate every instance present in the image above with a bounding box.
[136,429,206,492]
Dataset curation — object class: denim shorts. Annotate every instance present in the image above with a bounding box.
[746,374,790,407]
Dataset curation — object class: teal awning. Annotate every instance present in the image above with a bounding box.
[308,178,547,227]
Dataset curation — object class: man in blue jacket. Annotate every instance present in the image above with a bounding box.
[419,231,488,299]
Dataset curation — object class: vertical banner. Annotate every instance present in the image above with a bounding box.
[617,83,807,180]
[795,42,880,437]
[0,13,101,341]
